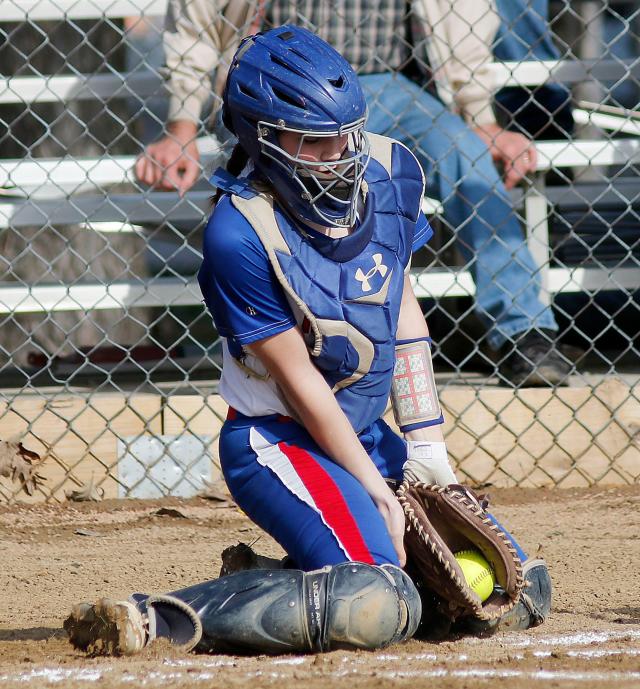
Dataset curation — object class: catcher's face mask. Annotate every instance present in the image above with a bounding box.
[259,119,370,228]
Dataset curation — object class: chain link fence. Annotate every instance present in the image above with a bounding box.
[1,0,639,502]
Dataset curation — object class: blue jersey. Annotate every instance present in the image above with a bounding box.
[199,133,432,430]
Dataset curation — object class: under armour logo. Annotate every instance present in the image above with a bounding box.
[245,306,257,316]
[355,253,388,292]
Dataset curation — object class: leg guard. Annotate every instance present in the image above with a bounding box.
[497,557,552,630]
[456,558,552,635]
[145,595,203,650]
[379,564,422,643]
[159,562,421,654]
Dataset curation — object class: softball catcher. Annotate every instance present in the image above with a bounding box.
[65,26,550,656]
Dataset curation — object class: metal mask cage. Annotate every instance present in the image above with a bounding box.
[257,118,370,228]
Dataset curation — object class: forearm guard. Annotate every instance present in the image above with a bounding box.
[391,337,444,432]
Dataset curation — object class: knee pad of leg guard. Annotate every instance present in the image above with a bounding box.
[322,562,419,651]
[379,564,422,643]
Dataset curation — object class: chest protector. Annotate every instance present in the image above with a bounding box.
[216,133,425,433]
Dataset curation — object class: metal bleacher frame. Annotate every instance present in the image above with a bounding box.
[1,0,639,318]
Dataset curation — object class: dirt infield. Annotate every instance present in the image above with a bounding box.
[1,485,639,688]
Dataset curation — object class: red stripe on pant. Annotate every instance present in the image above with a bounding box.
[277,441,375,564]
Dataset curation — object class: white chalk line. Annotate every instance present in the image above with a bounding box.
[0,668,104,683]
[500,628,640,648]
[535,648,640,659]
[3,665,640,684]
[2,628,640,685]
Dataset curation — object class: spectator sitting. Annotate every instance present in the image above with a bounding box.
[493,0,574,140]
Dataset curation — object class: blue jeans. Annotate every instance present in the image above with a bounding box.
[493,0,573,138]
[494,0,559,63]
[361,73,558,350]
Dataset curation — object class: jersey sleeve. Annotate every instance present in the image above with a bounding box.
[412,210,434,252]
[198,197,296,347]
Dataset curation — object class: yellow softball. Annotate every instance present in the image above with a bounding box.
[454,549,495,602]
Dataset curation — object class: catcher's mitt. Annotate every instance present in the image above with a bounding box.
[397,481,524,622]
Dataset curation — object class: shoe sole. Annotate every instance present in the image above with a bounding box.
[64,598,145,656]
[504,364,570,387]
[219,542,285,577]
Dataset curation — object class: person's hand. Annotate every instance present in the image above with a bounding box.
[373,489,407,567]
[473,123,537,190]
[403,441,457,486]
[135,120,200,195]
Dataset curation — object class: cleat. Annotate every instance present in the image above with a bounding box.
[219,542,291,577]
[64,598,146,656]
